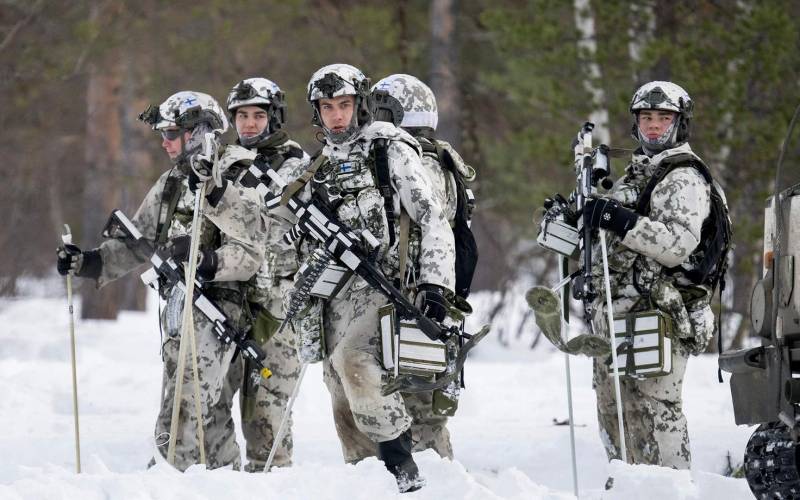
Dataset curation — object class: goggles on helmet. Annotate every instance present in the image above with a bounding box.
[160,128,182,141]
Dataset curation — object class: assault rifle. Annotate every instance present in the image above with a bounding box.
[241,155,489,393]
[101,209,268,369]
[570,123,614,328]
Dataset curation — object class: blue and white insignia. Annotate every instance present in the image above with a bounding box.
[338,162,354,174]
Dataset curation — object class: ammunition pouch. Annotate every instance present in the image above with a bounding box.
[251,307,281,347]
[379,303,465,415]
[608,309,674,379]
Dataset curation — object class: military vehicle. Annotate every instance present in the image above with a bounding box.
[719,109,800,499]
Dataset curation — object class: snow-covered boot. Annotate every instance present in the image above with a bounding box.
[378,430,425,493]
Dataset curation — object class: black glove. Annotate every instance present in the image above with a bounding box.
[187,162,228,207]
[583,197,639,238]
[187,164,210,193]
[56,245,102,279]
[416,284,449,323]
[169,235,218,281]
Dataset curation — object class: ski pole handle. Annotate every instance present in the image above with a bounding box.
[62,224,72,245]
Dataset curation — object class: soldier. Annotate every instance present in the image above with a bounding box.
[294,63,456,492]
[325,73,478,463]
[223,77,309,472]
[56,91,266,470]
[582,81,729,469]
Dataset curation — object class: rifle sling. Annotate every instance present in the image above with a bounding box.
[281,152,327,206]
[156,172,183,246]
[398,209,411,291]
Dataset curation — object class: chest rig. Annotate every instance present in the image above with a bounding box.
[609,147,729,303]
[311,141,392,261]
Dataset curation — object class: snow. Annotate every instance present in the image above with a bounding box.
[0,286,756,499]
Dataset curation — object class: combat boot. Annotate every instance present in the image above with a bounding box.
[377,430,425,493]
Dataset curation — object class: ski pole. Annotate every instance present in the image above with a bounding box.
[263,363,308,473]
[167,182,208,467]
[559,255,579,497]
[62,224,82,474]
[599,230,627,463]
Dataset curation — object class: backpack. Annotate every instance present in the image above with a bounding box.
[635,152,732,292]
[374,138,479,300]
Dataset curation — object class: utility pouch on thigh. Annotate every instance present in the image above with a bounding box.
[432,386,459,416]
[607,310,673,379]
[251,307,281,346]
[241,358,259,423]
[432,336,461,416]
[294,297,326,364]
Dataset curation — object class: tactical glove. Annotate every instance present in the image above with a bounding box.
[583,197,639,239]
[169,235,218,281]
[56,244,102,279]
[187,160,228,207]
[416,284,449,323]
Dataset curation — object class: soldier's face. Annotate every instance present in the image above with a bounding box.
[638,110,677,140]
[318,95,355,133]
[161,128,191,159]
[235,105,269,139]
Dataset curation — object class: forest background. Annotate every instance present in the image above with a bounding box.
[2,0,798,351]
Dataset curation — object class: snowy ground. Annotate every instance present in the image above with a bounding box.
[0,282,755,499]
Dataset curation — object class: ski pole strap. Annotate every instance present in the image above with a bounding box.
[281,152,327,206]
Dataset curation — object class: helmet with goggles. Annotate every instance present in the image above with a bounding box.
[138,91,228,165]
[139,91,228,135]
[629,81,693,152]
[226,78,286,146]
[306,64,372,144]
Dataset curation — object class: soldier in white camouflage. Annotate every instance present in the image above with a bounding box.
[56,91,267,471]
[223,77,310,472]
[582,81,729,469]
[292,64,456,492]
[325,73,479,464]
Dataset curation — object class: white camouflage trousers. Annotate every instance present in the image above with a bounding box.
[154,296,242,471]
[593,342,691,469]
[239,322,302,471]
[324,363,453,463]
[323,283,413,454]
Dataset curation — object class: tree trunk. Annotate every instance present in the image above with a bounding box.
[574,0,610,143]
[80,2,124,319]
[646,1,676,81]
[429,0,460,149]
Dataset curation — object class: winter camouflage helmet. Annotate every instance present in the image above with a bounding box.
[307,63,372,143]
[227,77,287,145]
[139,90,229,135]
[372,74,438,131]
[629,81,693,150]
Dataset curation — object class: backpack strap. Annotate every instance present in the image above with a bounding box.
[372,138,396,247]
[155,172,183,246]
[398,209,412,291]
